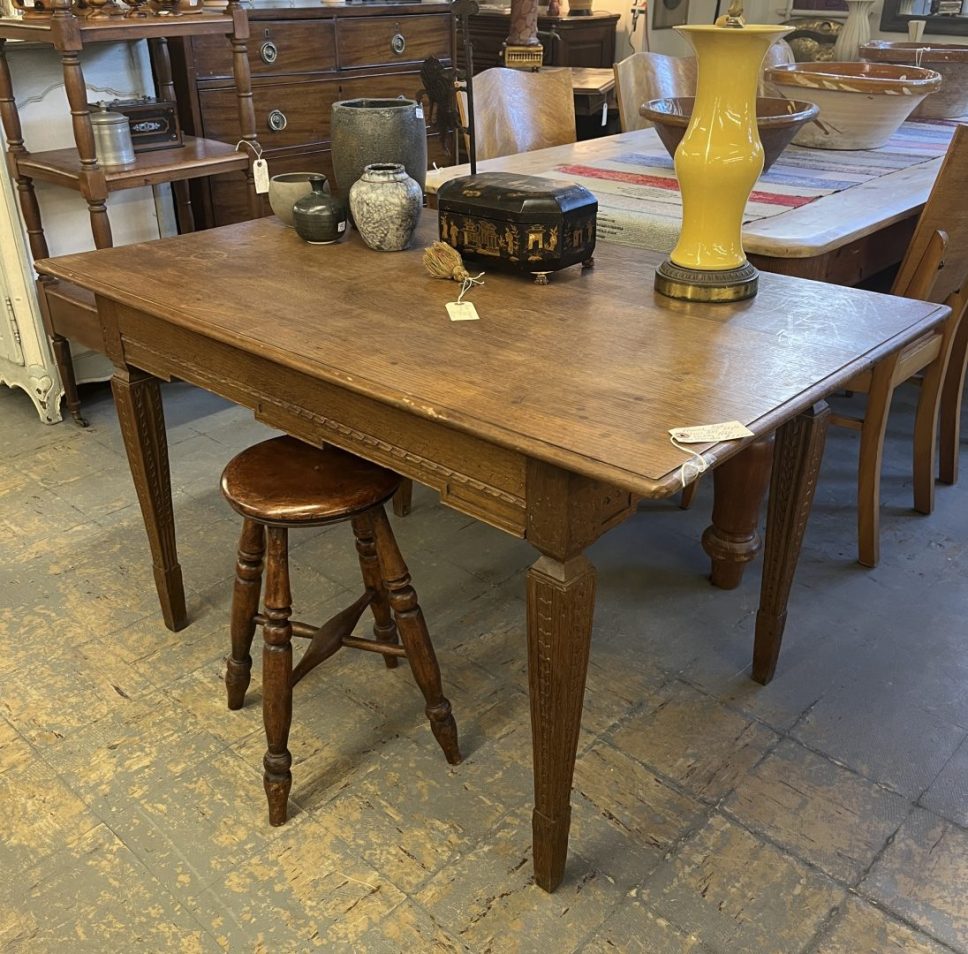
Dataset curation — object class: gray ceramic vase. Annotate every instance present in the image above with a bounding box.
[293,181,347,245]
[349,163,422,252]
[331,98,427,197]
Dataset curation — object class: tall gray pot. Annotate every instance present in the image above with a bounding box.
[330,98,427,197]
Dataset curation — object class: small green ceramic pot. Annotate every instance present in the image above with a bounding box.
[293,181,348,245]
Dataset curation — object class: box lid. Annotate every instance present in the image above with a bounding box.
[437,172,597,223]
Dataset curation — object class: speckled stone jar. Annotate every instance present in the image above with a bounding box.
[349,163,422,252]
[331,98,427,197]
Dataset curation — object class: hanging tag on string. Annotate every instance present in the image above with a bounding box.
[236,139,269,194]
[252,158,270,194]
[446,272,484,321]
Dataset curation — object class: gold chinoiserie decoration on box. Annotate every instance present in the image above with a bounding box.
[655,15,792,303]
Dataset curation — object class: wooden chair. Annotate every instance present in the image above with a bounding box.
[457,66,576,161]
[220,436,461,825]
[834,122,968,567]
[613,42,795,134]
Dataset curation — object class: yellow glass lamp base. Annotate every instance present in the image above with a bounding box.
[654,260,758,303]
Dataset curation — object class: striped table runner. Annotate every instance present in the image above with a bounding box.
[537,120,957,251]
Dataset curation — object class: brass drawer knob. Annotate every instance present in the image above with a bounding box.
[267,109,288,132]
[260,40,279,65]
[390,32,407,55]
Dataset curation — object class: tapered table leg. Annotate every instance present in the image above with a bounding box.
[111,368,188,632]
[752,402,830,685]
[702,435,774,589]
[528,552,596,892]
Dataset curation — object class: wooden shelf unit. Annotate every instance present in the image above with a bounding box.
[0,0,259,424]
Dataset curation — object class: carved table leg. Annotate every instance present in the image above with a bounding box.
[702,435,774,589]
[111,368,187,631]
[525,460,602,892]
[752,402,830,685]
[528,552,596,892]
[262,525,294,825]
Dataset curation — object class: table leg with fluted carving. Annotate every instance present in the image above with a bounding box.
[112,367,188,632]
[753,402,830,684]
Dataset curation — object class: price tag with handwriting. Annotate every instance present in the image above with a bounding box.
[253,158,270,194]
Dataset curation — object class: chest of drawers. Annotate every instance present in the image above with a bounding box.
[171,0,455,229]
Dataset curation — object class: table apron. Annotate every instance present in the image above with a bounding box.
[114,305,531,536]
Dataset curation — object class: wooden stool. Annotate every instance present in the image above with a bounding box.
[220,436,461,825]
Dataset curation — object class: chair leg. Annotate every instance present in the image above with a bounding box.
[262,526,294,826]
[370,505,462,766]
[226,519,265,709]
[51,333,87,427]
[913,356,946,516]
[857,358,899,569]
[351,512,400,669]
[939,306,968,486]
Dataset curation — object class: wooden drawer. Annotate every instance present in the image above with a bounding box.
[200,79,340,149]
[337,14,451,70]
[191,20,337,80]
[338,70,429,106]
[208,150,337,227]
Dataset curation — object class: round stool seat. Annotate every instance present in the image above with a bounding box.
[220,436,401,526]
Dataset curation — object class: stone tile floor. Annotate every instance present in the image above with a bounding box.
[0,379,966,953]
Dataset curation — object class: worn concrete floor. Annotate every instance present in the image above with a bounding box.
[0,378,966,953]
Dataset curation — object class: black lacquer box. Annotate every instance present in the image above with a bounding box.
[437,172,597,283]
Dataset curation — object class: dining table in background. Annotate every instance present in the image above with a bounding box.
[426,119,959,586]
[36,217,949,892]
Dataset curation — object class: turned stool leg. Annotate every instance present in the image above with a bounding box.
[226,519,265,709]
[370,506,462,765]
[262,526,294,825]
[351,513,400,669]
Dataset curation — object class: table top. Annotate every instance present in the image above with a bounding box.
[36,218,948,497]
[426,125,953,260]
[569,67,615,96]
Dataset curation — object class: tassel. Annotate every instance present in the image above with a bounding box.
[423,241,473,282]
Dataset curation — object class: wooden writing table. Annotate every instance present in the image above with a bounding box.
[36,218,948,892]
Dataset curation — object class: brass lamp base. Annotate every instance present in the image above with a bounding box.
[502,43,544,70]
[654,259,759,303]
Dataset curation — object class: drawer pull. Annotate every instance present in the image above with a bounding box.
[390,32,407,55]
[260,40,279,65]
[267,109,288,132]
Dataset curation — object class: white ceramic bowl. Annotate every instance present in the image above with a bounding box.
[765,61,942,150]
[861,41,968,120]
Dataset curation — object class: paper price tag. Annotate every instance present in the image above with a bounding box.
[669,421,753,443]
[446,301,480,321]
[253,158,270,195]
[415,105,425,119]
[337,221,346,233]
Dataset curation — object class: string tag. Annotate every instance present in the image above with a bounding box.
[446,272,484,321]
[415,104,425,119]
[668,420,753,487]
[253,158,270,194]
[236,140,269,194]
[669,421,753,443]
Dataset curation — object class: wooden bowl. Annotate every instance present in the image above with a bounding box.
[861,41,968,120]
[639,96,820,172]
[765,62,942,150]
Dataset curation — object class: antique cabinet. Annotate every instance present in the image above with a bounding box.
[458,9,619,72]
[170,0,457,229]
